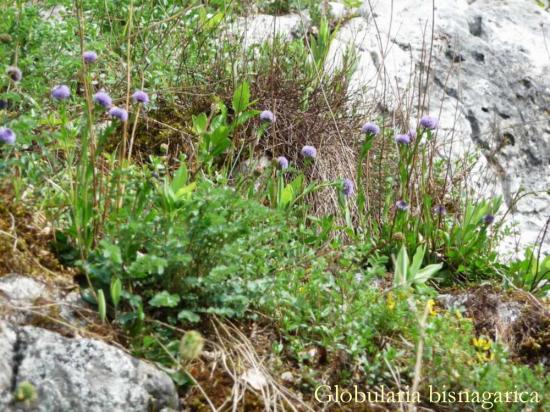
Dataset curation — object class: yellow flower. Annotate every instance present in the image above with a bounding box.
[483,352,495,361]
[386,292,396,310]
[426,299,437,316]
[472,337,491,351]
[476,351,494,363]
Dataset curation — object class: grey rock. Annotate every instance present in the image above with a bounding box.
[437,293,471,310]
[229,13,310,49]
[0,275,49,324]
[0,322,178,412]
[438,292,523,336]
[0,274,90,326]
[325,0,550,256]
[0,323,16,406]
[328,2,348,21]
[0,274,48,304]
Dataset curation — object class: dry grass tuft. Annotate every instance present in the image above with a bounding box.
[0,183,71,280]
[186,317,313,411]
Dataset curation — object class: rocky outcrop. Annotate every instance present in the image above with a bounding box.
[230,13,310,49]
[0,275,179,411]
[0,322,178,412]
[326,0,550,256]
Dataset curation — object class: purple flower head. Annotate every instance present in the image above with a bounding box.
[108,107,128,122]
[132,90,149,105]
[0,127,16,145]
[301,145,317,159]
[407,128,417,140]
[259,110,275,123]
[51,85,71,100]
[433,205,446,216]
[361,122,380,136]
[483,214,495,225]
[395,200,409,211]
[276,156,289,170]
[93,91,112,109]
[395,134,411,145]
[6,66,22,82]
[83,51,98,64]
[420,115,438,130]
[343,178,354,197]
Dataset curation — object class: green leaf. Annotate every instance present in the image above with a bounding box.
[409,246,426,278]
[412,263,443,285]
[234,111,258,128]
[97,289,106,322]
[394,245,409,287]
[279,184,294,207]
[128,254,168,278]
[192,113,208,135]
[177,310,201,323]
[100,240,122,265]
[170,163,188,193]
[209,125,231,156]
[290,174,304,193]
[175,182,197,200]
[110,277,122,308]
[232,82,250,114]
[149,291,181,308]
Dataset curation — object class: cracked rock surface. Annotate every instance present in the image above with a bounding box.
[0,275,178,412]
[332,0,550,256]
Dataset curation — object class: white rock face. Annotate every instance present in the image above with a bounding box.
[328,2,348,20]
[230,13,310,48]
[326,0,550,256]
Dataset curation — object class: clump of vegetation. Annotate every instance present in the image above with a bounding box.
[0,1,548,411]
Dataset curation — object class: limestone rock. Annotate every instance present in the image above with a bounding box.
[229,13,310,49]
[325,0,550,256]
[0,322,178,412]
[0,274,89,326]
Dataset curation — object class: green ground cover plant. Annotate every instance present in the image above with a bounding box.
[1,1,548,410]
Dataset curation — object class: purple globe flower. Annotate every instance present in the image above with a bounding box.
[361,122,380,136]
[51,85,71,100]
[483,214,495,225]
[259,110,275,123]
[420,115,438,130]
[396,200,409,211]
[395,134,411,145]
[108,107,128,122]
[343,178,354,197]
[6,66,22,82]
[276,156,289,170]
[0,127,16,144]
[83,51,98,64]
[93,91,112,109]
[132,90,149,104]
[433,205,446,216]
[301,145,317,159]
